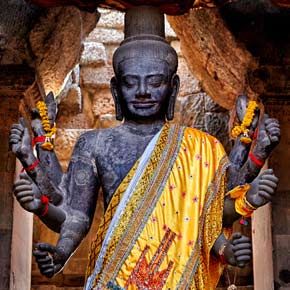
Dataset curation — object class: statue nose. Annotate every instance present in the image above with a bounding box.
[136,82,150,99]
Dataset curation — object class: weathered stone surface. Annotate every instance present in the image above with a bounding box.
[81,65,114,89]
[80,42,107,66]
[54,129,90,161]
[168,8,257,109]
[91,88,115,116]
[97,8,124,29]
[177,57,201,97]
[181,92,230,149]
[29,7,99,96]
[86,27,124,44]
[58,84,82,115]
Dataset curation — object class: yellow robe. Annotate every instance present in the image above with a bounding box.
[85,123,231,289]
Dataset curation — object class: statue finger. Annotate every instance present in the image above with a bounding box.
[14,178,31,188]
[259,184,275,194]
[264,117,279,126]
[261,173,278,183]
[37,255,53,265]
[231,232,242,241]
[234,249,252,257]
[269,136,279,143]
[269,129,281,137]
[265,121,280,130]
[39,263,53,272]
[14,184,32,194]
[9,139,21,146]
[15,190,34,199]
[33,249,48,258]
[11,123,24,131]
[232,243,251,251]
[10,128,24,135]
[258,191,272,201]
[36,243,56,254]
[9,134,22,141]
[19,196,34,203]
[259,179,278,189]
[42,267,55,278]
[232,236,250,245]
[236,254,251,262]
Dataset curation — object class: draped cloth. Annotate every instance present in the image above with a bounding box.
[85,123,231,290]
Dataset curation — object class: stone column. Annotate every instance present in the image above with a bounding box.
[0,65,34,290]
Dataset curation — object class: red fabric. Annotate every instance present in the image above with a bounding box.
[40,195,50,217]
[24,159,40,171]
[32,136,46,146]
[249,153,264,167]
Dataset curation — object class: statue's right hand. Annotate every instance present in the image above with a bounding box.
[9,117,33,160]
[13,173,44,214]
[33,243,63,278]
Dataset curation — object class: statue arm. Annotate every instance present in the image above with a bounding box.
[33,133,100,277]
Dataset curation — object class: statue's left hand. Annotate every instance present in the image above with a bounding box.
[255,115,280,159]
[10,117,33,160]
[33,243,64,278]
[224,232,251,268]
[246,168,278,208]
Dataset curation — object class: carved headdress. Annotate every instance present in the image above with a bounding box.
[113,6,178,76]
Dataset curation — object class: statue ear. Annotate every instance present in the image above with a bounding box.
[110,77,124,121]
[166,74,180,121]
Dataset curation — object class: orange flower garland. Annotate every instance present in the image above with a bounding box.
[231,101,258,144]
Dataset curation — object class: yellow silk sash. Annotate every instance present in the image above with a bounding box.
[86,124,231,290]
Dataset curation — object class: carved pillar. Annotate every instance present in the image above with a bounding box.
[0,65,35,290]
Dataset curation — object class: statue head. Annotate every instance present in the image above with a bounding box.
[110,6,180,122]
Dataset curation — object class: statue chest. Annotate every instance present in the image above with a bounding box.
[95,134,154,207]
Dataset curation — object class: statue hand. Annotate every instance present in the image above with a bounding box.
[13,173,44,215]
[224,232,251,268]
[246,168,278,208]
[31,92,57,137]
[33,243,63,278]
[255,115,280,159]
[10,117,33,160]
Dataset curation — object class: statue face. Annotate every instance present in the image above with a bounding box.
[116,58,173,120]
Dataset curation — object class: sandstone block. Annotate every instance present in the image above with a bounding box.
[81,66,114,89]
[58,84,82,115]
[80,42,107,66]
[54,129,91,161]
[98,8,124,29]
[86,27,124,44]
[177,57,201,97]
[91,88,115,116]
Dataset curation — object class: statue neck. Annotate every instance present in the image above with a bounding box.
[121,119,165,136]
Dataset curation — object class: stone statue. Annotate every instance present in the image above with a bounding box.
[10,6,279,289]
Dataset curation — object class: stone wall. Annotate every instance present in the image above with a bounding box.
[31,8,230,289]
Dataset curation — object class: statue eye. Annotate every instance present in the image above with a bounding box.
[122,76,138,88]
[147,75,164,87]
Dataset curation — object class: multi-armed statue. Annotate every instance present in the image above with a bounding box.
[10,6,280,290]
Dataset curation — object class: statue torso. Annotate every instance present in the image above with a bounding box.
[89,123,163,207]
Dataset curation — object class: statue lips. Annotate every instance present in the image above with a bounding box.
[131,101,158,109]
